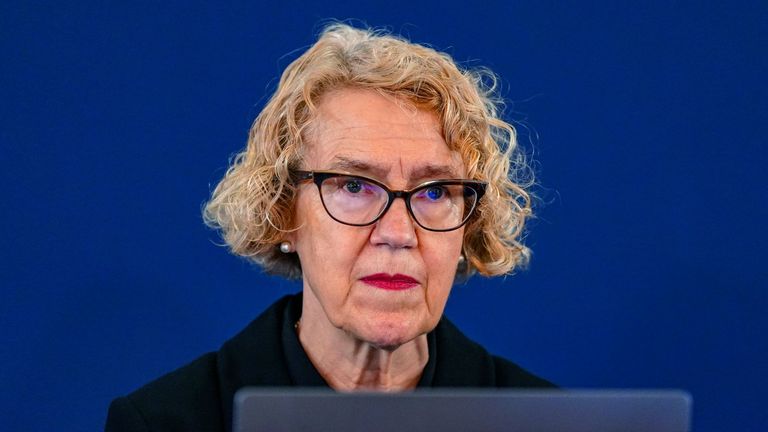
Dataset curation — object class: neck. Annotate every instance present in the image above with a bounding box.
[297,289,429,391]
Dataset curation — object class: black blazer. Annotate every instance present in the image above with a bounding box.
[105,294,554,432]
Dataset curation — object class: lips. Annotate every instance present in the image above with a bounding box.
[360,273,420,291]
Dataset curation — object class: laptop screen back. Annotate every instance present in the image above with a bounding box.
[234,389,692,432]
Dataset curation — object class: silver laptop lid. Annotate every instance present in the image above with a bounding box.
[234,389,692,432]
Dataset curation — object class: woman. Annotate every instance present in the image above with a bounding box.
[106,23,553,432]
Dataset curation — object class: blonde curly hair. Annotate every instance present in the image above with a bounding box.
[203,23,534,280]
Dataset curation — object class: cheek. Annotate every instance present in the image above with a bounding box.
[293,194,369,286]
[423,230,464,305]
[293,193,333,252]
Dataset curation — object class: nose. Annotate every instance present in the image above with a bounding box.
[369,197,418,249]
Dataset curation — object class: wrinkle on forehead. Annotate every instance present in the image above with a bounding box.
[303,88,466,183]
[311,113,443,143]
[306,88,442,142]
[326,153,465,184]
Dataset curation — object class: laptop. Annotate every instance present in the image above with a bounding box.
[234,388,692,432]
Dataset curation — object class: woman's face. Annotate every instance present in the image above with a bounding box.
[290,87,466,349]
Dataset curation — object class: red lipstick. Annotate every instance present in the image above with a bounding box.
[360,273,419,291]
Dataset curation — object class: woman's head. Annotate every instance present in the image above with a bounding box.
[203,23,534,282]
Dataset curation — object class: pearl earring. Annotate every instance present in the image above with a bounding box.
[458,254,466,264]
[279,241,293,253]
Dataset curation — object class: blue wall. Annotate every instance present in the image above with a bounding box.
[1,2,766,431]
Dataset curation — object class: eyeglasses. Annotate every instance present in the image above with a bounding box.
[292,170,487,232]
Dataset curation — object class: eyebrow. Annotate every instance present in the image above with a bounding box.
[327,156,460,183]
[328,157,388,178]
[410,164,460,181]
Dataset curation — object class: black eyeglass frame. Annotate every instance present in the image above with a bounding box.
[292,170,487,232]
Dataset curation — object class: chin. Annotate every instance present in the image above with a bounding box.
[353,319,426,351]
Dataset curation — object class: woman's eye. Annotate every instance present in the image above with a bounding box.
[425,186,446,201]
[340,178,378,194]
[343,180,362,193]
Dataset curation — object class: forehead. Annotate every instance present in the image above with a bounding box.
[304,88,466,181]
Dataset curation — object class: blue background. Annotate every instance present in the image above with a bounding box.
[1,1,766,431]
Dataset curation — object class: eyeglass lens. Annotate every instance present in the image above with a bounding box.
[319,175,477,230]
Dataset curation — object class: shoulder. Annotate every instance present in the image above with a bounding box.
[105,294,300,432]
[491,355,557,388]
[105,352,224,432]
[433,317,555,388]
